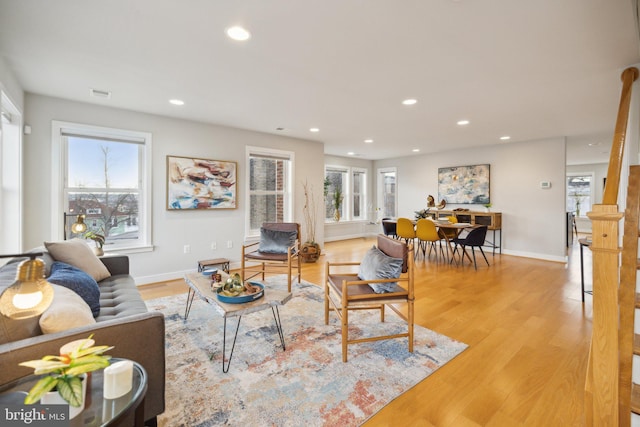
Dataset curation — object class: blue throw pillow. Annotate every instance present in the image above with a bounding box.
[259,228,297,254]
[47,261,101,317]
[358,245,403,293]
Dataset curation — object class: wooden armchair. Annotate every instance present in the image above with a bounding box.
[241,222,301,292]
[324,234,414,362]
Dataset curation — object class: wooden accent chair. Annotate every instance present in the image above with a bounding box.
[241,222,301,292]
[324,234,414,362]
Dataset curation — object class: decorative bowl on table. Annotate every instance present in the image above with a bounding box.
[217,282,264,304]
[202,268,218,277]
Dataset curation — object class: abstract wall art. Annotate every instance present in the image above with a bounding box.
[167,155,237,210]
[438,164,490,204]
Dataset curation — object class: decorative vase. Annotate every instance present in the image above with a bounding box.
[300,242,321,263]
[93,247,104,256]
[334,209,341,222]
[40,374,87,420]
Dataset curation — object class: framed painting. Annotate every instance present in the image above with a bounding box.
[167,155,237,210]
[438,164,490,204]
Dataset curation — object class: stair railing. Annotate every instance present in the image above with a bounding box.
[585,66,638,426]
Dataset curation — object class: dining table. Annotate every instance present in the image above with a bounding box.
[432,219,475,264]
[387,218,475,264]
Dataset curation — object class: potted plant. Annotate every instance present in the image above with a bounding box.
[333,186,343,222]
[301,180,321,263]
[570,193,585,216]
[414,208,432,220]
[483,203,492,212]
[19,335,113,419]
[84,230,105,256]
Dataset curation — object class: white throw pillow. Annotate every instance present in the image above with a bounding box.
[44,239,111,282]
[39,285,96,334]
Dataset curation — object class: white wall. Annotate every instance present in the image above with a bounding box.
[374,137,568,261]
[0,56,23,112]
[23,94,325,284]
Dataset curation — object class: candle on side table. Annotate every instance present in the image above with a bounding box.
[103,360,133,399]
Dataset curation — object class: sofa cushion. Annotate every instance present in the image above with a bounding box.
[95,275,148,322]
[358,245,403,293]
[44,239,111,282]
[39,285,96,334]
[47,262,101,317]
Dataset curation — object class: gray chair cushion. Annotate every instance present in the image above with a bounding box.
[258,228,297,254]
[358,245,403,293]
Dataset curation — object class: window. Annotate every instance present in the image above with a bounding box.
[352,168,366,220]
[378,167,397,218]
[52,121,152,252]
[567,173,593,217]
[325,167,348,221]
[0,93,22,253]
[246,147,294,237]
[324,166,368,222]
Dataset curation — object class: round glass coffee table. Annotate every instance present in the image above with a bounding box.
[0,358,148,426]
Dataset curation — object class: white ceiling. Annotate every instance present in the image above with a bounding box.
[1,0,639,163]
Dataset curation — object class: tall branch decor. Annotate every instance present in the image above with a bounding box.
[301,180,321,263]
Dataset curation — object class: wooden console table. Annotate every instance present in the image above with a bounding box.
[437,210,502,254]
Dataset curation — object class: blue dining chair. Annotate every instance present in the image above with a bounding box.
[451,226,490,270]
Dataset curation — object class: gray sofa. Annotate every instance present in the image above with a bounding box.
[0,250,165,426]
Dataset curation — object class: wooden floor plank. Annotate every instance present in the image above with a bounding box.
[139,236,592,425]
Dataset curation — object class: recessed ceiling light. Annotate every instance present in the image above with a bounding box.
[412,148,420,152]
[457,120,470,126]
[347,152,355,156]
[500,136,511,141]
[310,127,320,133]
[226,26,251,41]
[402,99,417,105]
[364,139,374,143]
[169,99,185,106]
[588,142,602,146]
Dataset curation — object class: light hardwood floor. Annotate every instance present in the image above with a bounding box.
[139,236,592,426]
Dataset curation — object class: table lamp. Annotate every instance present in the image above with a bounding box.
[64,212,87,240]
[0,253,54,319]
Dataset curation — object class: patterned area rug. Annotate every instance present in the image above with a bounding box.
[147,275,467,426]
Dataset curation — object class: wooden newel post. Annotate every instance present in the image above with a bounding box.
[588,206,623,425]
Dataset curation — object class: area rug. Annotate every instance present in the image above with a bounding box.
[147,275,467,426]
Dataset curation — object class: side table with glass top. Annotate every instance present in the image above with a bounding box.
[0,358,148,427]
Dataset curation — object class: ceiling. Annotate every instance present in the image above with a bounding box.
[1,0,639,162]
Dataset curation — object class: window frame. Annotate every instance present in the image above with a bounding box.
[51,121,153,253]
[324,165,368,223]
[377,167,397,219]
[245,146,295,240]
[0,92,22,253]
[324,165,349,222]
[351,167,367,220]
[566,172,594,217]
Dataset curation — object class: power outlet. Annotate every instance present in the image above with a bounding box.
[183,244,191,254]
[227,240,233,249]
[211,242,217,250]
